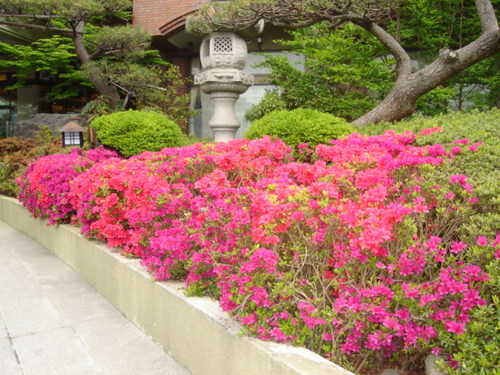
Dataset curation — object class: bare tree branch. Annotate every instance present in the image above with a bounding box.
[0,19,75,36]
[351,18,412,80]
[0,14,60,19]
[475,0,499,31]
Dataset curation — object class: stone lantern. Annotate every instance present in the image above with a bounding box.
[194,32,253,142]
[59,118,87,147]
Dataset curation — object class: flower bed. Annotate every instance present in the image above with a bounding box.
[16,132,499,374]
[16,147,118,225]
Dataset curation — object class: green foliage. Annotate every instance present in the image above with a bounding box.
[180,134,214,146]
[245,90,286,122]
[388,0,487,51]
[84,25,151,60]
[256,24,393,121]
[0,127,65,196]
[437,253,499,375]
[245,108,353,157]
[0,0,132,22]
[81,96,115,121]
[0,36,86,99]
[215,0,498,122]
[91,110,184,157]
[415,86,457,116]
[81,61,194,126]
[450,56,500,110]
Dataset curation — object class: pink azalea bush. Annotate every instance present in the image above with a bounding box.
[16,147,118,224]
[16,133,499,374]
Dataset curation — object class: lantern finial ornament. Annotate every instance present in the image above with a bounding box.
[194,32,253,142]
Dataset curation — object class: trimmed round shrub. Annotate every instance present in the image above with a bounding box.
[245,108,353,155]
[91,110,184,157]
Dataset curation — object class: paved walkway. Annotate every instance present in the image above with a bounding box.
[0,219,191,375]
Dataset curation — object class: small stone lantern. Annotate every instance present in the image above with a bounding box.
[59,118,87,147]
[194,32,253,142]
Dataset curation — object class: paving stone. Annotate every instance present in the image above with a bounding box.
[51,288,122,325]
[18,252,71,278]
[36,270,91,296]
[0,295,68,337]
[0,272,44,304]
[0,258,25,275]
[13,327,105,375]
[0,233,41,251]
[0,220,16,237]
[74,316,190,375]
[0,337,23,375]
[0,312,7,336]
[0,218,191,375]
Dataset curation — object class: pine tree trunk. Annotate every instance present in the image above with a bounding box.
[353,82,419,126]
[353,28,500,126]
[72,30,121,108]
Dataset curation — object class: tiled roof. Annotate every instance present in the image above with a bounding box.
[133,0,206,36]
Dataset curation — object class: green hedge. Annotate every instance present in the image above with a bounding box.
[358,109,500,374]
[357,109,500,239]
[91,110,184,157]
[245,108,353,156]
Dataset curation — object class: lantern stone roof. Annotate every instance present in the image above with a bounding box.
[58,121,86,133]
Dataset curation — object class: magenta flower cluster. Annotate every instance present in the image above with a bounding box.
[16,147,118,224]
[17,133,499,370]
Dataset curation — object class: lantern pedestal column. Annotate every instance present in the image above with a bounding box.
[195,70,252,142]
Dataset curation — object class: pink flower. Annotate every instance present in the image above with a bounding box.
[241,314,257,325]
[450,241,467,254]
[270,328,291,342]
[450,174,467,184]
[445,321,466,334]
[450,146,462,155]
[467,142,483,151]
[323,333,333,341]
[453,138,470,145]
[420,127,443,136]
[476,236,488,246]
[431,347,441,356]
[445,192,456,200]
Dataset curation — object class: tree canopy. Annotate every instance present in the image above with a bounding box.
[251,24,394,122]
[189,0,500,125]
[0,0,193,124]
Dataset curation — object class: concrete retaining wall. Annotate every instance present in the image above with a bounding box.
[0,195,354,375]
